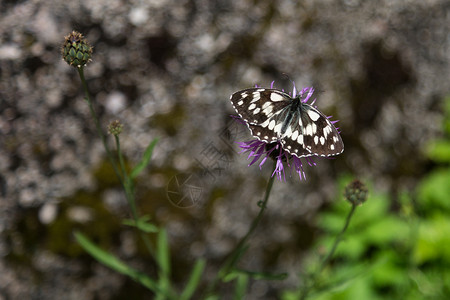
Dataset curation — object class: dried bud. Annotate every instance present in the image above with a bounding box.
[108,120,123,136]
[344,179,368,205]
[61,31,93,67]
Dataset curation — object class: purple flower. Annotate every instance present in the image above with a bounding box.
[233,81,340,181]
[237,139,316,181]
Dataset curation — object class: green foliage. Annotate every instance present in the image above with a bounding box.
[180,259,206,300]
[123,215,159,233]
[233,274,249,300]
[74,231,162,293]
[283,95,450,300]
[130,138,158,179]
[283,175,450,299]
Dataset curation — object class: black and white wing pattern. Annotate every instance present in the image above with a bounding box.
[230,88,344,158]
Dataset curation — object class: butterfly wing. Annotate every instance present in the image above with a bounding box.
[230,88,344,158]
[279,103,344,158]
[230,88,292,143]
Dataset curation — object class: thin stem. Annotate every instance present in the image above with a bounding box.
[221,168,276,274]
[77,67,123,184]
[319,204,357,272]
[114,135,155,257]
[77,67,155,257]
[300,203,358,300]
[205,161,277,298]
[115,135,137,219]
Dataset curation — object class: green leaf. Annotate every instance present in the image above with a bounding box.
[228,268,288,281]
[157,228,170,275]
[413,215,450,264]
[180,259,206,300]
[155,229,171,300]
[233,273,249,300]
[426,140,450,163]
[123,215,159,233]
[417,168,450,213]
[130,138,158,179]
[74,231,161,293]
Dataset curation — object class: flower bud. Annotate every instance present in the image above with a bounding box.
[61,31,93,67]
[108,120,123,136]
[344,179,368,205]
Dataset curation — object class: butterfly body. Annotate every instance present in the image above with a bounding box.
[230,88,344,158]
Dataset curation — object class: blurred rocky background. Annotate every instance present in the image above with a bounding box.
[0,0,449,299]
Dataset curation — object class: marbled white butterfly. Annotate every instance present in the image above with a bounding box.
[230,86,344,158]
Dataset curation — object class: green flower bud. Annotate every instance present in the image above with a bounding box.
[108,120,123,136]
[344,179,368,205]
[61,31,93,67]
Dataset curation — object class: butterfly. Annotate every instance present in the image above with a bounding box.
[230,87,344,158]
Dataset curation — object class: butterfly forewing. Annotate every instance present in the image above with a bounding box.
[230,87,344,158]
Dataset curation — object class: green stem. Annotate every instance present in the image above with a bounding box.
[205,162,277,298]
[300,203,358,300]
[114,134,155,257]
[77,67,123,184]
[77,65,167,296]
[77,67,155,257]
[115,135,137,219]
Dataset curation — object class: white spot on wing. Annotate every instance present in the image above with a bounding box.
[284,125,293,138]
[274,122,283,134]
[305,124,313,136]
[253,108,260,114]
[261,119,270,127]
[320,136,325,145]
[268,120,276,130]
[262,102,271,109]
[248,103,256,110]
[251,92,261,102]
[314,136,319,144]
[291,130,299,141]
[330,144,335,150]
[323,126,331,138]
[262,105,273,116]
[270,93,286,102]
[307,110,320,121]
[237,100,243,106]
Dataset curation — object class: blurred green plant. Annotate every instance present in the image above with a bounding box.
[283,95,450,300]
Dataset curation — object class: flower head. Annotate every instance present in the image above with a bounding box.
[237,139,316,181]
[61,31,93,68]
[232,81,341,181]
[108,120,123,136]
[344,179,368,205]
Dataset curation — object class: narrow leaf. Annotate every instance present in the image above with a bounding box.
[157,228,170,275]
[233,274,249,300]
[180,259,206,300]
[74,231,161,292]
[123,215,159,233]
[155,228,171,300]
[130,138,158,179]
[234,268,288,280]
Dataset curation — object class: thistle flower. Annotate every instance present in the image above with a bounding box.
[231,81,343,182]
[237,139,316,181]
[61,31,93,68]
